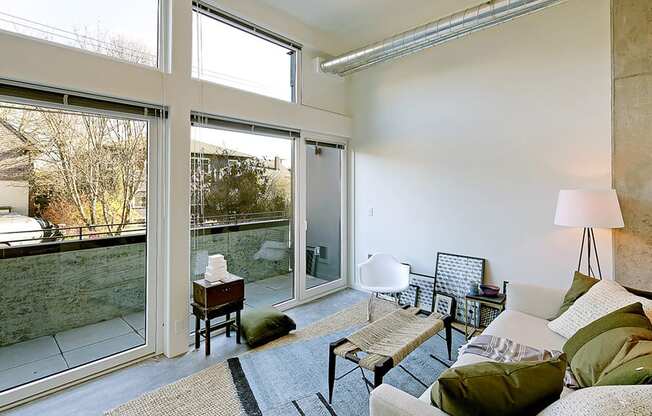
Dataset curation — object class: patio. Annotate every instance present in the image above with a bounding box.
[0,274,329,393]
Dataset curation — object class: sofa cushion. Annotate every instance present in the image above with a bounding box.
[506,283,565,321]
[563,303,652,362]
[554,271,599,319]
[537,385,652,416]
[419,310,567,403]
[548,280,652,339]
[563,302,652,387]
[596,352,652,386]
[431,357,567,416]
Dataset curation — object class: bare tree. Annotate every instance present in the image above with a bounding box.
[74,26,156,66]
[0,33,151,236]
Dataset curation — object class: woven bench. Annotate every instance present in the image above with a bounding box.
[328,307,452,403]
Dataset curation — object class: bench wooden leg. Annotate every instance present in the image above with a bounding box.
[374,357,394,388]
[328,343,337,403]
[444,315,452,361]
[328,339,349,403]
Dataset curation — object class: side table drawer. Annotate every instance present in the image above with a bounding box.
[193,279,244,308]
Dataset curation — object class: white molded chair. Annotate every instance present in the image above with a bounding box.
[358,253,410,320]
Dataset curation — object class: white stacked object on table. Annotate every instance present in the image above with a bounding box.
[206,254,228,282]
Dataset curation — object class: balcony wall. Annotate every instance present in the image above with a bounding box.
[190,220,291,283]
[0,220,290,347]
[0,237,146,347]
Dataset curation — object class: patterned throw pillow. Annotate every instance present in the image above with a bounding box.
[537,385,652,416]
[548,280,652,339]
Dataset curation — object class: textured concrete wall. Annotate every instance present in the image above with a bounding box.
[613,0,652,291]
[190,224,291,283]
[0,224,290,347]
[0,243,146,347]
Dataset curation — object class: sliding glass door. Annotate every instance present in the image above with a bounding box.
[0,92,161,406]
[189,115,296,316]
[301,137,347,297]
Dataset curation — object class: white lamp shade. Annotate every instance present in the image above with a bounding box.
[554,189,624,228]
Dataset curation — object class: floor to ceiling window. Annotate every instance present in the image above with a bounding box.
[0,0,159,67]
[304,140,345,291]
[190,114,297,315]
[192,1,300,102]
[0,83,163,401]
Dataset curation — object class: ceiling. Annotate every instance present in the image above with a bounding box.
[258,0,483,53]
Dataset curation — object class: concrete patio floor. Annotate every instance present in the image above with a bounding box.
[0,313,145,392]
[0,274,331,393]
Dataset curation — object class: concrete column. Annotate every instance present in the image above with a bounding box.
[612,0,652,290]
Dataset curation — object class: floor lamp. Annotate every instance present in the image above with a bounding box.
[554,189,624,279]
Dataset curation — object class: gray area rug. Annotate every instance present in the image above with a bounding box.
[237,327,465,416]
[106,300,465,416]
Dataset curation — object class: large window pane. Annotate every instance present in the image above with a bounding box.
[192,7,296,102]
[0,1,159,67]
[190,125,294,317]
[0,101,150,392]
[305,142,343,289]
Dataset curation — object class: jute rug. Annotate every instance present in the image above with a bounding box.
[105,299,400,416]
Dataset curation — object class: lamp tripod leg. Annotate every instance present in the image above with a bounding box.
[577,228,603,280]
[577,228,587,274]
[590,228,602,279]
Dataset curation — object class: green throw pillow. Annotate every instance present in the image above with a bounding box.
[563,302,652,387]
[554,271,599,319]
[596,353,652,386]
[240,307,296,347]
[431,357,567,416]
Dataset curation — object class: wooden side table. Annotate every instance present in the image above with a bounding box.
[464,293,506,339]
[192,275,245,355]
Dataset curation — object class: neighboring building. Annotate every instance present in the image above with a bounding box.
[0,119,30,216]
[190,140,291,224]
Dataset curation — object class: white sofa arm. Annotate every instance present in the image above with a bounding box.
[370,384,448,416]
[506,282,566,320]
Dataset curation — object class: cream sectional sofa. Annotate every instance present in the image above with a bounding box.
[369,282,649,416]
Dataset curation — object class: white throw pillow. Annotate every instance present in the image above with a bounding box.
[548,279,652,339]
[537,386,652,416]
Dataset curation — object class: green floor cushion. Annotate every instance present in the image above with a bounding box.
[563,302,652,387]
[240,307,296,347]
[553,271,599,319]
[431,356,567,416]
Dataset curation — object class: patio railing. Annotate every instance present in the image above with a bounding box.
[0,211,289,247]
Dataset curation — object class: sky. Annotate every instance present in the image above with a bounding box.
[193,11,293,101]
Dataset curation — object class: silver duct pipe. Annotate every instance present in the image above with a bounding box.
[320,0,567,76]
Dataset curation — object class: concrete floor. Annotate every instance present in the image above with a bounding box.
[5,288,366,416]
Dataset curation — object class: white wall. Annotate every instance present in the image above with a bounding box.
[350,0,612,290]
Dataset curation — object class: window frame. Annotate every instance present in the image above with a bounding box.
[191,1,302,103]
